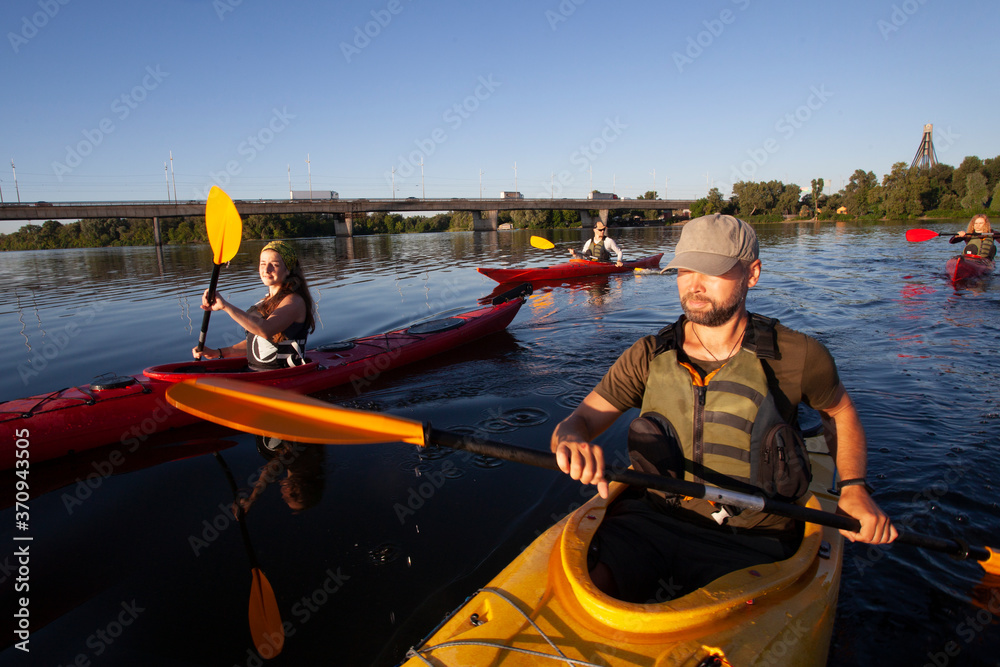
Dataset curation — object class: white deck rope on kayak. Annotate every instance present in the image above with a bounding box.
[405,587,604,667]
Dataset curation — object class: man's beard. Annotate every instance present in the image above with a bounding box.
[680,279,748,327]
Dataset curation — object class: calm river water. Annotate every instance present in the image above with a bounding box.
[1,222,999,666]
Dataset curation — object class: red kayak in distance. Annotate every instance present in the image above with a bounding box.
[0,285,529,470]
[946,254,995,283]
[478,253,663,284]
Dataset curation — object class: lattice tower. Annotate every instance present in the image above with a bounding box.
[910,123,938,170]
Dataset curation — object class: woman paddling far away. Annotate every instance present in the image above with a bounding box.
[569,221,624,267]
[193,240,316,369]
[950,213,997,260]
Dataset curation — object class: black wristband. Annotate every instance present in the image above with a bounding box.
[837,477,874,493]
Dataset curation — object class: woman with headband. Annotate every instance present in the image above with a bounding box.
[192,240,315,370]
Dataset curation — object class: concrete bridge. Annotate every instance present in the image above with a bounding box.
[0,197,695,236]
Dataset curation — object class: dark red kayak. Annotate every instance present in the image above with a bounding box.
[0,285,529,470]
[946,254,994,282]
[478,253,663,284]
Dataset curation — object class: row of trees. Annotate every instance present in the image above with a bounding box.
[691,155,1000,221]
[4,155,999,250]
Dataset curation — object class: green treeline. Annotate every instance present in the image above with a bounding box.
[0,208,587,251]
[4,154,1000,251]
[692,155,1000,221]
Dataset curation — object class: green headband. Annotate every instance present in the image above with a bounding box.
[262,240,298,271]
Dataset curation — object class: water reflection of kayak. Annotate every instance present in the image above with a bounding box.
[478,253,663,284]
[400,440,843,667]
[0,286,529,470]
[946,254,994,282]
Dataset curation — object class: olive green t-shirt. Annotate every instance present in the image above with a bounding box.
[594,320,841,425]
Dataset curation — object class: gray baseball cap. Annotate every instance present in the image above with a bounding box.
[665,214,758,276]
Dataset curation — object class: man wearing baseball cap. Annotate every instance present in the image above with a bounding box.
[550,213,896,602]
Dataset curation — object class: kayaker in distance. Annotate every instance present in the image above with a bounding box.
[551,214,897,603]
[950,213,996,259]
[568,222,624,267]
[192,240,316,369]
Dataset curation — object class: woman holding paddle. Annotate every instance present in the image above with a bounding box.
[569,221,624,267]
[193,240,315,369]
[950,213,996,259]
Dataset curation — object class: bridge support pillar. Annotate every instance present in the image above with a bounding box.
[152,216,162,246]
[335,214,354,237]
[599,209,609,225]
[579,210,592,228]
[472,210,498,231]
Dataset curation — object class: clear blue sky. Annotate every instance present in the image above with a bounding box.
[2,0,998,232]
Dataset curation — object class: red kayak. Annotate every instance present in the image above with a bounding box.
[478,253,663,284]
[946,254,994,282]
[0,286,529,470]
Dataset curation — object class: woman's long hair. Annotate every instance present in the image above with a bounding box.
[965,213,992,234]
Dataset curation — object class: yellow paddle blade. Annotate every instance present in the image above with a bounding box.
[165,377,427,446]
[206,186,243,264]
[249,568,284,658]
[529,235,555,250]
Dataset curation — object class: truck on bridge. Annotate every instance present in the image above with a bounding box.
[588,192,619,200]
[500,191,523,199]
[290,190,339,200]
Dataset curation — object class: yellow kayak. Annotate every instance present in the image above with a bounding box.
[400,440,842,666]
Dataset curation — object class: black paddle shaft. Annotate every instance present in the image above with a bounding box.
[196,263,223,353]
[426,427,990,563]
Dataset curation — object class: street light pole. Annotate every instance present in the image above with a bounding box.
[11,159,20,203]
[169,151,177,203]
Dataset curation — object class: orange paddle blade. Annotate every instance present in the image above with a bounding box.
[165,378,427,446]
[249,568,284,658]
[983,546,1000,576]
[206,186,243,264]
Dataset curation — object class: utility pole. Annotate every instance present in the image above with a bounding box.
[287,164,291,198]
[513,162,517,193]
[480,168,484,199]
[420,159,425,199]
[164,162,170,201]
[11,159,20,203]
[651,168,655,195]
[588,165,592,194]
[169,151,177,203]
[551,171,554,199]
[392,166,396,199]
[307,154,312,197]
